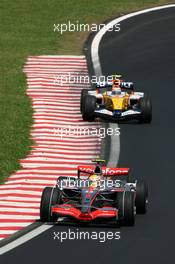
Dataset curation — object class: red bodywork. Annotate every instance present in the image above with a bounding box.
[77,165,129,176]
[51,165,129,222]
[51,204,117,221]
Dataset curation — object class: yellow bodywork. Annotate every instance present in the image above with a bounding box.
[103,94,129,111]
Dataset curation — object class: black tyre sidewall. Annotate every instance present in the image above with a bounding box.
[139,93,152,123]
[40,187,61,222]
[80,89,88,113]
[117,191,135,226]
[135,180,148,214]
[123,191,135,226]
[82,95,96,121]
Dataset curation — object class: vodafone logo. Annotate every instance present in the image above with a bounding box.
[102,168,129,175]
[78,166,129,175]
[78,166,94,173]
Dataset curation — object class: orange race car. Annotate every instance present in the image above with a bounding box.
[80,75,152,123]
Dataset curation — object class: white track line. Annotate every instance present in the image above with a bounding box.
[0,224,53,255]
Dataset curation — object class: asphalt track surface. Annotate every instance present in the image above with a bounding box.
[1,7,175,264]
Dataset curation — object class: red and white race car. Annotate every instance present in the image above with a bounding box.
[40,160,148,226]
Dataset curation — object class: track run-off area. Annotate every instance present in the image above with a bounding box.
[0,55,101,241]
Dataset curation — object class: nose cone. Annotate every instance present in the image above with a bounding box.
[81,188,97,213]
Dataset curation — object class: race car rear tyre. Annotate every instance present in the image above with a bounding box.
[135,180,148,214]
[80,89,88,113]
[138,93,152,123]
[82,95,96,121]
[40,187,61,222]
[117,191,135,226]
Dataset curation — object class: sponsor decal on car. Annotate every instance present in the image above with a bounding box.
[78,166,129,175]
[95,109,113,116]
[121,110,141,116]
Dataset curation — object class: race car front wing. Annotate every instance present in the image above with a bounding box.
[94,109,141,121]
[51,204,118,221]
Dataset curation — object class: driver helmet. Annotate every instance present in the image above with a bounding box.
[88,174,100,188]
[112,79,121,95]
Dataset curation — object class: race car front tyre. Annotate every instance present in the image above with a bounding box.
[135,180,148,214]
[80,89,88,113]
[40,187,61,222]
[138,93,152,123]
[82,95,96,121]
[117,191,135,226]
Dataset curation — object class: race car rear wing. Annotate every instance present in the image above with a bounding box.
[120,82,134,90]
[96,81,134,90]
[96,81,112,88]
[77,165,129,177]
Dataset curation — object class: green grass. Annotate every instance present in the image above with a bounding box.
[0,0,174,183]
